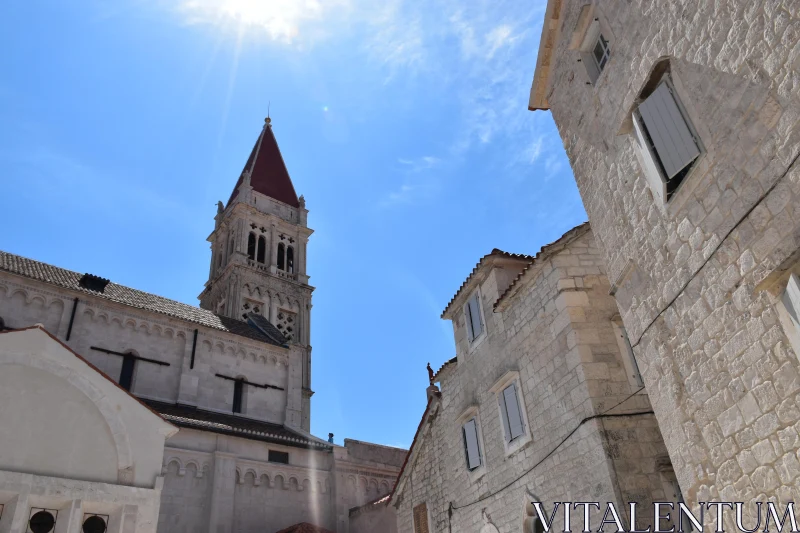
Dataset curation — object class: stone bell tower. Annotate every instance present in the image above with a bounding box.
[199,117,314,430]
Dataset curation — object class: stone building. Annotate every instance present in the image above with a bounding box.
[0,118,405,533]
[392,225,678,533]
[529,0,800,516]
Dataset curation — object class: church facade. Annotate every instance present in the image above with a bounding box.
[0,118,405,533]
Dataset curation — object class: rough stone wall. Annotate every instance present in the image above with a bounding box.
[349,504,398,533]
[394,419,447,533]
[395,230,672,532]
[542,0,800,511]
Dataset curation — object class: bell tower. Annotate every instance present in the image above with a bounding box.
[199,117,314,430]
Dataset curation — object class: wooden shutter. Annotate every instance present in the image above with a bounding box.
[468,293,483,339]
[413,503,429,533]
[503,383,525,440]
[465,300,475,341]
[498,391,511,441]
[632,113,667,204]
[462,419,481,470]
[782,273,800,328]
[638,82,700,179]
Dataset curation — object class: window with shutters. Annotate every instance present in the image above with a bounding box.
[612,320,645,390]
[456,406,487,480]
[412,503,430,533]
[632,76,703,204]
[490,371,531,455]
[777,272,800,365]
[462,418,482,470]
[464,290,485,345]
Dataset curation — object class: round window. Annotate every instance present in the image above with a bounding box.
[29,511,55,533]
[82,515,107,533]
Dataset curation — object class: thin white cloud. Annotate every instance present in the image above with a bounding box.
[379,155,442,207]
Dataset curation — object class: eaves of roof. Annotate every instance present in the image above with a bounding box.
[529,0,563,111]
[441,249,535,319]
[493,222,591,312]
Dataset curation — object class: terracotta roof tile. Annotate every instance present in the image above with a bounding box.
[493,222,591,311]
[441,249,535,318]
[0,250,285,346]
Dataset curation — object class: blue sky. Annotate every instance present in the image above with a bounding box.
[0,0,586,448]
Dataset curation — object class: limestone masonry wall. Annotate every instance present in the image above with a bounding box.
[540,0,800,517]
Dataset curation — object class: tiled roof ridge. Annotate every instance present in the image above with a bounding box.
[440,248,536,318]
[493,222,591,311]
[0,249,283,346]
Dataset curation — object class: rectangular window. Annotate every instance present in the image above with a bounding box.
[412,503,430,533]
[633,80,701,203]
[465,291,484,342]
[232,379,244,413]
[462,418,482,470]
[499,383,525,442]
[119,355,136,391]
[268,450,289,464]
[612,322,644,389]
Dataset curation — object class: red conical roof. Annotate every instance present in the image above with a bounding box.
[227,119,300,208]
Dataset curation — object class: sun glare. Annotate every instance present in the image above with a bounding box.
[181,0,331,42]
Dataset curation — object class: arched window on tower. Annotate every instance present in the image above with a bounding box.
[277,243,285,271]
[229,237,234,256]
[257,236,266,264]
[247,233,256,261]
[287,246,294,273]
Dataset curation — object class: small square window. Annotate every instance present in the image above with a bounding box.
[592,34,610,71]
[268,450,289,464]
[577,18,611,86]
